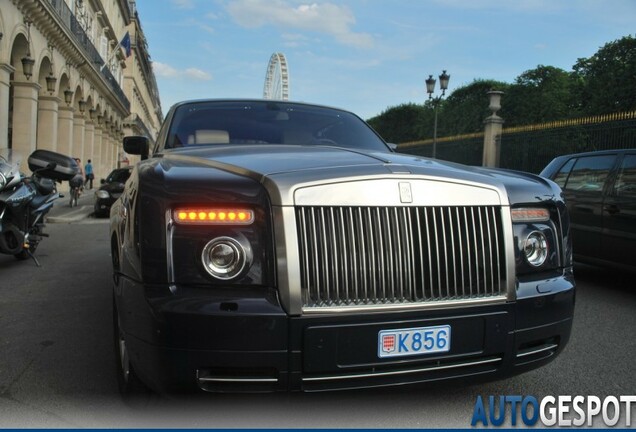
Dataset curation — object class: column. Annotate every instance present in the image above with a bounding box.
[0,63,16,151]
[57,106,74,156]
[101,128,111,172]
[36,95,60,151]
[482,91,505,168]
[110,132,118,169]
[72,113,86,160]
[93,126,103,180]
[10,81,41,157]
[84,120,95,162]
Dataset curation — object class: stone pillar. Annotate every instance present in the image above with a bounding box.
[93,126,103,180]
[482,91,504,168]
[0,63,16,151]
[72,113,86,160]
[111,133,118,169]
[57,106,74,156]
[10,81,41,156]
[36,95,61,151]
[101,128,111,172]
[84,121,95,163]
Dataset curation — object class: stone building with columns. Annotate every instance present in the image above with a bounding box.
[1,0,162,180]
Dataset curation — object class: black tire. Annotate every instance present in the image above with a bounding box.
[14,243,37,260]
[69,188,79,207]
[113,296,149,397]
[14,250,29,260]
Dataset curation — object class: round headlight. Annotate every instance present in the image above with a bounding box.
[96,190,110,199]
[523,231,548,267]
[201,236,252,280]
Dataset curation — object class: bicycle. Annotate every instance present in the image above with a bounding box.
[68,174,84,207]
[69,185,80,207]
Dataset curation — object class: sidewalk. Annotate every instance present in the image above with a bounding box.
[46,188,96,223]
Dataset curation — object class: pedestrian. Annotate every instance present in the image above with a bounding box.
[85,159,94,189]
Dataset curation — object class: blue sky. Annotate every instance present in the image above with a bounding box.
[134,0,636,120]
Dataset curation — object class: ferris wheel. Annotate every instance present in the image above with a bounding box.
[263,52,290,100]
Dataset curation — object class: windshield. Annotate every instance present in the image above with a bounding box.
[0,149,22,179]
[163,100,389,152]
[107,169,132,183]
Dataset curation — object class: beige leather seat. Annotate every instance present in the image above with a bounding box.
[187,129,230,144]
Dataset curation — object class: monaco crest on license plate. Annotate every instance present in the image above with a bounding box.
[378,325,451,358]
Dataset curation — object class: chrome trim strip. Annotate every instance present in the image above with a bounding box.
[302,356,502,382]
[302,295,507,314]
[274,206,302,315]
[516,344,558,358]
[501,206,517,301]
[198,377,279,383]
[165,209,177,293]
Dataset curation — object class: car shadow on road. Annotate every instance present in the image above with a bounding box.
[573,263,635,294]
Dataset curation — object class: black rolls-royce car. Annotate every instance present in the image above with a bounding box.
[111,99,575,394]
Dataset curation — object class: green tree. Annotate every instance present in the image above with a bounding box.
[573,34,636,115]
[367,103,429,143]
[439,79,510,135]
[504,65,580,126]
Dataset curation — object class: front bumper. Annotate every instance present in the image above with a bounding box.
[117,271,575,393]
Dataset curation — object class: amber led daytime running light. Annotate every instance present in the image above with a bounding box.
[174,208,254,224]
[511,208,550,223]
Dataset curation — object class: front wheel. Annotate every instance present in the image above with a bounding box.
[14,250,29,260]
[113,297,149,397]
[69,187,79,207]
[14,242,37,261]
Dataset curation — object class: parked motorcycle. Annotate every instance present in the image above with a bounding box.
[0,149,78,265]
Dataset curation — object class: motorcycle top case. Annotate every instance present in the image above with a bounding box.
[28,150,78,181]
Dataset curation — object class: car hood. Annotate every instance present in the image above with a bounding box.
[159,145,560,206]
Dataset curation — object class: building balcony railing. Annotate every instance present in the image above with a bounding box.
[45,0,131,111]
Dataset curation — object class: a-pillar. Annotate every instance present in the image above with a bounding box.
[10,81,41,156]
[72,113,86,160]
[482,91,505,168]
[57,106,74,156]
[0,63,16,150]
[36,95,60,151]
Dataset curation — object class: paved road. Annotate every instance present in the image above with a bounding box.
[0,216,634,428]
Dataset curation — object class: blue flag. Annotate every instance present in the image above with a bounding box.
[120,31,131,58]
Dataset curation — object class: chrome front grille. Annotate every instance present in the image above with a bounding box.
[296,206,506,308]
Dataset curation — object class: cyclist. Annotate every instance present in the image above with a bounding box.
[69,158,84,207]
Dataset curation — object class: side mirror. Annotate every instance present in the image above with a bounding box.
[123,136,150,160]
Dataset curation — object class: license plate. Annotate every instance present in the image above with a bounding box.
[378,325,451,358]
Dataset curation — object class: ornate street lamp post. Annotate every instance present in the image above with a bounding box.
[425,70,450,159]
[21,20,35,80]
[64,88,74,106]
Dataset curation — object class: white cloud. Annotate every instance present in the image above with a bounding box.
[185,68,212,80]
[153,62,212,81]
[226,0,374,49]
[171,0,195,9]
[153,62,179,78]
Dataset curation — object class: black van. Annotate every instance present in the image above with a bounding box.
[541,149,636,272]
